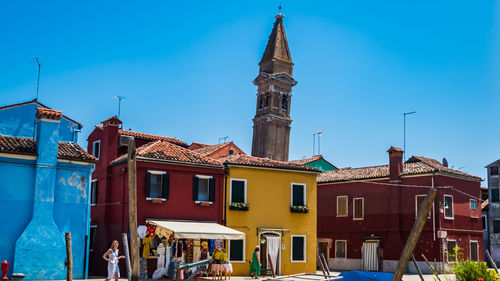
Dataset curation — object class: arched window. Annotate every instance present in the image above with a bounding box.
[281,96,288,111]
[258,97,263,109]
[264,95,269,107]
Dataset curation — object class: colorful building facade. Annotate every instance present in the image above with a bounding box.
[87,116,226,276]
[317,147,483,273]
[221,154,318,276]
[0,104,95,280]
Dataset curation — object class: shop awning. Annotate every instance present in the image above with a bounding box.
[146,219,245,240]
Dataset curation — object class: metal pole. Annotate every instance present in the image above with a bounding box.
[36,57,41,100]
[403,111,416,161]
[122,233,132,281]
[65,232,73,281]
[312,133,316,156]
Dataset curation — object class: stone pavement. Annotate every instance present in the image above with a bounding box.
[80,272,455,281]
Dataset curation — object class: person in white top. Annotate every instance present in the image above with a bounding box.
[103,240,125,281]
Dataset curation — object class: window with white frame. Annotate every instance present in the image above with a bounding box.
[193,175,215,202]
[229,239,245,262]
[470,199,478,210]
[415,195,431,219]
[353,198,364,220]
[447,240,457,262]
[90,180,98,205]
[291,183,306,206]
[146,171,169,199]
[444,195,454,219]
[337,196,348,217]
[291,235,306,262]
[89,225,97,252]
[335,240,346,258]
[470,241,479,261]
[92,140,100,159]
[230,179,246,203]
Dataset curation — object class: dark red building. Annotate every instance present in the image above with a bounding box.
[87,117,225,275]
[317,146,483,273]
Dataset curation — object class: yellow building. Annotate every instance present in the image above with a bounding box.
[221,154,318,276]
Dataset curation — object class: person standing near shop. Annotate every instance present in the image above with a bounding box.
[249,245,261,279]
[103,240,125,281]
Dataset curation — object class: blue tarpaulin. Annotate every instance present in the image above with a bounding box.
[339,271,396,281]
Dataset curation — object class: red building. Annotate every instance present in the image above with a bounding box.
[317,146,483,273]
[87,117,226,275]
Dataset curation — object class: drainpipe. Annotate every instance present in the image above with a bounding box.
[432,173,436,242]
[223,166,228,225]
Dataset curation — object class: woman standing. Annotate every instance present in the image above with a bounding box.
[103,240,125,281]
[249,245,261,279]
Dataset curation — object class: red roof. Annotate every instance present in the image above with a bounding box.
[220,154,317,172]
[111,140,222,167]
[0,135,96,162]
[95,126,187,147]
[318,155,481,183]
[36,107,62,120]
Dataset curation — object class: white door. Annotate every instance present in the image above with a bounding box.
[362,241,379,271]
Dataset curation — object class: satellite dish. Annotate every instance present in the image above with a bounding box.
[442,158,448,167]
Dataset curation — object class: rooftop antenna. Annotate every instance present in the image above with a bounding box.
[403,111,416,161]
[312,132,316,156]
[35,57,41,100]
[317,130,323,155]
[218,136,228,144]
[114,96,126,119]
[278,2,282,14]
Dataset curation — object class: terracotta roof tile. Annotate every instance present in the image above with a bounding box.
[290,155,323,165]
[36,107,62,120]
[0,135,96,162]
[111,140,222,167]
[318,155,481,183]
[192,142,232,155]
[220,154,317,172]
[95,126,187,147]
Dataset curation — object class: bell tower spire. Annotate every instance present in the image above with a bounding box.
[251,12,297,161]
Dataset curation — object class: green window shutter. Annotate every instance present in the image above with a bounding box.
[162,173,170,199]
[209,178,216,202]
[193,176,199,201]
[231,180,245,203]
[292,236,305,261]
[146,171,151,198]
[292,184,304,206]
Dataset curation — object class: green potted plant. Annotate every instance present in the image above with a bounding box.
[229,202,249,211]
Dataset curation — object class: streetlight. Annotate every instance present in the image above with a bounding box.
[403,111,416,161]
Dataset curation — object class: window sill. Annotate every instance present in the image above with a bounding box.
[229,260,246,263]
[147,198,167,204]
[444,217,454,220]
[291,260,307,263]
[195,201,213,207]
[229,205,249,211]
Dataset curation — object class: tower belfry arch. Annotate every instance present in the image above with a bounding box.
[251,12,297,161]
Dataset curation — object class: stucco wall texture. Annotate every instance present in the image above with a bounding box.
[225,166,317,276]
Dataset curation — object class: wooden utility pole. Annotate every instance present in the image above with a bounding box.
[128,139,139,281]
[65,232,73,281]
[391,187,438,281]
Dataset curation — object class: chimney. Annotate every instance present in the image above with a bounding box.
[99,116,122,167]
[14,108,67,278]
[388,146,404,182]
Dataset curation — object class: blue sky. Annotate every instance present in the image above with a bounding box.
[1,1,499,181]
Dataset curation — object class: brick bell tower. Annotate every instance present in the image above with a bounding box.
[251,12,297,161]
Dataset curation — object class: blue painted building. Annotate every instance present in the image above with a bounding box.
[0,103,95,280]
[0,99,81,142]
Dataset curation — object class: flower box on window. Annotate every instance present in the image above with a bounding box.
[290,205,309,213]
[229,202,249,211]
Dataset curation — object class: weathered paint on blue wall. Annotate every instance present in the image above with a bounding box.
[0,115,92,280]
[0,102,80,142]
